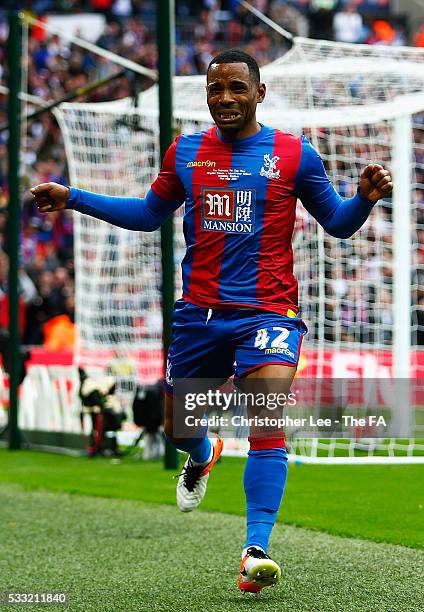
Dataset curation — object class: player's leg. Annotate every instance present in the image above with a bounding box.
[243,364,294,552]
[237,364,293,592]
[164,300,231,511]
[235,313,306,592]
[164,391,223,512]
[164,393,213,464]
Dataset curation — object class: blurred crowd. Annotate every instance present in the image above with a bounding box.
[0,0,423,348]
[298,123,424,346]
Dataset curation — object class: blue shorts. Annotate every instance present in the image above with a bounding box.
[165,299,307,392]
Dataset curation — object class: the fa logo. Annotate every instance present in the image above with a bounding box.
[260,154,280,179]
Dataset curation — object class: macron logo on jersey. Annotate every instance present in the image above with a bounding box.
[201,188,255,234]
[186,160,216,167]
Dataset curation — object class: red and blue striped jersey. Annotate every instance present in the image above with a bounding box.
[151,125,303,316]
[69,124,374,316]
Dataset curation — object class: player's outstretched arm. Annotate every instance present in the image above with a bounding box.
[31,140,185,231]
[31,182,183,232]
[295,137,393,239]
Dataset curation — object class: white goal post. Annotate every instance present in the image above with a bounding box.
[23,37,423,462]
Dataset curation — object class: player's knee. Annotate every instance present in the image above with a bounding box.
[163,410,174,438]
[164,413,174,438]
[164,410,197,447]
[164,394,174,438]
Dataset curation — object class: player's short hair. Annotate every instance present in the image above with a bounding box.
[207,49,260,85]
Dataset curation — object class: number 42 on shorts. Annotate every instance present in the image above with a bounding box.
[254,327,291,351]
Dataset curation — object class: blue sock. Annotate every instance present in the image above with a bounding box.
[165,435,212,465]
[243,447,288,552]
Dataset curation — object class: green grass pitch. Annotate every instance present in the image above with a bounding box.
[0,449,423,611]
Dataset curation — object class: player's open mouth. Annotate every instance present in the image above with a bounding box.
[217,112,241,122]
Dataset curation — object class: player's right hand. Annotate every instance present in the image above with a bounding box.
[30,182,70,213]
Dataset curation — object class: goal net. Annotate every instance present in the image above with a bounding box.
[45,38,424,461]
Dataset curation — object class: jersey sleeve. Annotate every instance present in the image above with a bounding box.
[151,137,186,203]
[66,138,186,232]
[294,136,375,239]
[67,187,181,231]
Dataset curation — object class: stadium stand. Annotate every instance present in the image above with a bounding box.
[0,0,423,349]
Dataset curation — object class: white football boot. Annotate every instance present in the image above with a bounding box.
[238,547,282,593]
[176,436,223,512]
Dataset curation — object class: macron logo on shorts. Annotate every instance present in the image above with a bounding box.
[201,187,256,234]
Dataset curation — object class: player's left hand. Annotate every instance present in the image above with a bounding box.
[359,164,393,203]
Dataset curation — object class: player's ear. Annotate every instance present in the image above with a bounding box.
[257,82,266,104]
